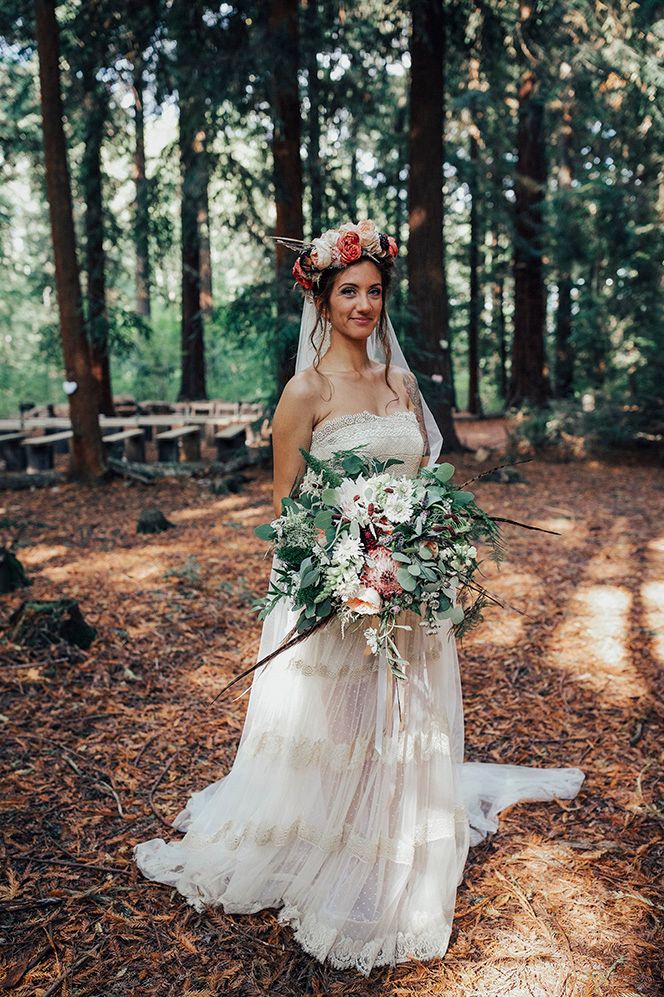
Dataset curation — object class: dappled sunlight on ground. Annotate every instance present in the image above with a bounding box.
[18,543,70,567]
[550,583,645,702]
[1,451,661,996]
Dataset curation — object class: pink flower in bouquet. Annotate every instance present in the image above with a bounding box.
[346,586,383,614]
[362,546,403,598]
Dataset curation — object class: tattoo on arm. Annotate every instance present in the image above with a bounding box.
[403,371,430,456]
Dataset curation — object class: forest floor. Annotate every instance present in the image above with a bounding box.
[0,417,662,997]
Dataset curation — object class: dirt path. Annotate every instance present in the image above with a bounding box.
[1,433,661,996]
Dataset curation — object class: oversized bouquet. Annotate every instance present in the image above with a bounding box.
[253,445,504,680]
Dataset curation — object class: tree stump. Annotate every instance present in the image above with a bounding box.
[210,473,250,495]
[137,507,175,534]
[8,598,97,649]
[0,547,31,594]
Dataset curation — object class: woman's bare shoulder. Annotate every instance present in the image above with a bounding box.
[272,369,320,429]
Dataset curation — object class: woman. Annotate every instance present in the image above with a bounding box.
[133,220,585,976]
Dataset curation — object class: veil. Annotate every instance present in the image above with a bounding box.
[295,296,443,465]
[247,294,585,845]
[253,297,442,682]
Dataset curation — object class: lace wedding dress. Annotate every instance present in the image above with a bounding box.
[132,410,585,975]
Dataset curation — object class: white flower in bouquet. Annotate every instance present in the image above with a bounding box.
[383,493,414,524]
[333,533,364,565]
[363,626,380,653]
[345,585,383,614]
[300,466,326,497]
[337,476,372,524]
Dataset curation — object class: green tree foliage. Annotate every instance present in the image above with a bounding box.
[0,0,660,443]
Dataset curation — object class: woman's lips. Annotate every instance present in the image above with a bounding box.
[352,317,373,324]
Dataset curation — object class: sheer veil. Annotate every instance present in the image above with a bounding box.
[254,298,440,685]
[295,296,443,464]
[250,295,585,846]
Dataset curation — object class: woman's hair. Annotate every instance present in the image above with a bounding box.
[307,255,399,405]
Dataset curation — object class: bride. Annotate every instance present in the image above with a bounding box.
[132,220,585,976]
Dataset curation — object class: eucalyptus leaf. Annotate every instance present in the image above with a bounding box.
[434,462,455,483]
[396,567,417,591]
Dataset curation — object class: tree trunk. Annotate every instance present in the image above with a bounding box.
[467,69,482,416]
[133,54,151,319]
[304,0,323,235]
[199,154,213,320]
[82,76,114,416]
[269,0,304,395]
[508,2,550,408]
[491,231,508,403]
[34,0,105,482]
[176,3,207,402]
[554,70,575,398]
[407,0,462,450]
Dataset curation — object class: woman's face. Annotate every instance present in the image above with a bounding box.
[322,259,383,341]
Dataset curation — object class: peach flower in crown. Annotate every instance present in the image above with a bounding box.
[272,219,399,291]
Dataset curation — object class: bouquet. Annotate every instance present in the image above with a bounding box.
[253,445,504,680]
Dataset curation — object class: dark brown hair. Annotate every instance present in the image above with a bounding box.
[307,255,399,405]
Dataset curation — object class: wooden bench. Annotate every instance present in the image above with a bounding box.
[215,424,247,460]
[0,432,27,471]
[22,431,73,471]
[155,425,201,463]
[102,428,146,462]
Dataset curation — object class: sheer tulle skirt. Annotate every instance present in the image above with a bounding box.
[133,609,584,975]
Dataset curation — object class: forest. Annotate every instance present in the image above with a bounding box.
[1,2,662,996]
[0,0,661,476]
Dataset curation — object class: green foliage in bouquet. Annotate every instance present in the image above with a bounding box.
[253,445,506,674]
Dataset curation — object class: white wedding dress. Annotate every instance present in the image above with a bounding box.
[133,410,585,975]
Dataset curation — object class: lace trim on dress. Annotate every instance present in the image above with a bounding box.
[277,902,453,974]
[184,803,468,867]
[285,652,380,677]
[311,408,418,443]
[240,720,452,770]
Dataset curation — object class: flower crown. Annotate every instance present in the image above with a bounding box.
[272,219,398,291]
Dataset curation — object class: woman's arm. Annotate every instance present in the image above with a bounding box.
[270,373,319,518]
[401,369,432,467]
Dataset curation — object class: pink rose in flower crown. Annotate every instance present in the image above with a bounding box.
[337,231,362,264]
[387,236,398,258]
[292,258,313,289]
[357,219,381,254]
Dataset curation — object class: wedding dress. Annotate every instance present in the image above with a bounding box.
[132,409,585,975]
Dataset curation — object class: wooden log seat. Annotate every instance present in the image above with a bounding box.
[102,427,146,462]
[155,424,201,463]
[21,430,73,472]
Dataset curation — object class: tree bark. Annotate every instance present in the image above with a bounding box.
[508,2,550,408]
[199,154,213,320]
[467,66,483,416]
[407,0,462,450]
[303,0,323,235]
[176,2,207,401]
[81,75,114,416]
[269,0,304,395]
[491,231,508,403]
[554,70,575,398]
[133,54,151,319]
[34,0,105,482]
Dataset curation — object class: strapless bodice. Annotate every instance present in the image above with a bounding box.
[309,409,425,478]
